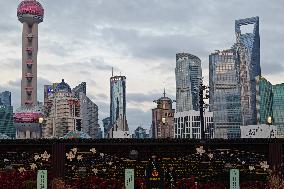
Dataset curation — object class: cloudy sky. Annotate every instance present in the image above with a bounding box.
[0,0,284,132]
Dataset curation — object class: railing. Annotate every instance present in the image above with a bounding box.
[0,139,282,188]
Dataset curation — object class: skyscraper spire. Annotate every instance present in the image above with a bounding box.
[112,67,114,77]
[163,88,166,97]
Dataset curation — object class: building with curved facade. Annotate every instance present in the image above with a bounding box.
[235,16,260,126]
[175,53,202,112]
[106,75,128,138]
[255,76,284,137]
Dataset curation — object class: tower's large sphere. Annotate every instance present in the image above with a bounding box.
[17,0,44,24]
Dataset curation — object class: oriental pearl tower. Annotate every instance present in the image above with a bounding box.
[14,0,44,139]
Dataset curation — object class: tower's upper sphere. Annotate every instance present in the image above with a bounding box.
[17,0,44,24]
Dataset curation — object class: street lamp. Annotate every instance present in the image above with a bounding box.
[162,117,166,124]
[38,117,44,138]
[267,116,275,138]
[267,116,273,125]
[38,117,44,124]
[198,82,210,141]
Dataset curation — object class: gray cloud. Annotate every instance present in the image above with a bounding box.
[127,108,151,133]
[128,92,175,103]
[40,57,118,73]
[0,77,52,108]
[262,62,284,75]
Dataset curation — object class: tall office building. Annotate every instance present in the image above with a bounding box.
[102,117,111,138]
[72,82,101,138]
[107,74,128,138]
[14,0,44,139]
[78,92,101,139]
[255,76,284,137]
[272,84,284,137]
[0,91,11,107]
[151,90,175,138]
[209,49,242,139]
[175,53,202,112]
[235,16,260,126]
[0,91,15,138]
[43,79,82,138]
[255,76,273,125]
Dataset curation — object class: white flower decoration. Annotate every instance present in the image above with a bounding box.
[41,151,50,161]
[220,152,224,155]
[77,155,83,161]
[242,161,246,165]
[90,148,96,154]
[30,163,37,170]
[71,148,78,154]
[66,151,75,161]
[92,168,98,175]
[224,163,232,168]
[100,153,104,158]
[260,161,269,171]
[196,146,205,156]
[18,167,26,173]
[208,153,214,160]
[249,166,255,171]
[34,154,41,161]
[102,168,106,172]
[108,162,113,166]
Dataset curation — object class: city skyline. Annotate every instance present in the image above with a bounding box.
[0,0,284,132]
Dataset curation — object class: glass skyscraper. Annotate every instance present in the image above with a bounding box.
[0,91,11,107]
[256,76,284,137]
[107,75,128,138]
[235,16,260,126]
[0,91,15,138]
[255,76,273,125]
[175,53,202,112]
[209,49,242,139]
[272,84,284,137]
[110,76,126,125]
